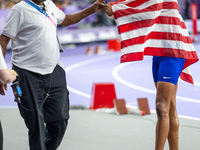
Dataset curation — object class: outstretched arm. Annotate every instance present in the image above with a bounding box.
[60,0,106,27]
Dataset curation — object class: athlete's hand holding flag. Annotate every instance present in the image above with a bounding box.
[105,2,113,16]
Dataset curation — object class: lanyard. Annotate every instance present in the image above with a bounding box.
[25,0,56,27]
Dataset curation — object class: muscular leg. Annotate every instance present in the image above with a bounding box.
[155,81,176,150]
[168,84,179,150]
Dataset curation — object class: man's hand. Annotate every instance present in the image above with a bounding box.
[93,0,106,12]
[0,82,7,95]
[105,2,113,16]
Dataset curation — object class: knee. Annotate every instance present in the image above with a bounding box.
[156,100,169,119]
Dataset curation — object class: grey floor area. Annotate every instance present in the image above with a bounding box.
[0,108,200,150]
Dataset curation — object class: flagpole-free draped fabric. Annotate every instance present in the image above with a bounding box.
[110,0,199,84]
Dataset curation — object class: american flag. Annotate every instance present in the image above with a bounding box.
[110,0,199,84]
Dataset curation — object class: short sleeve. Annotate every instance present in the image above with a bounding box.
[2,8,23,39]
[50,1,66,25]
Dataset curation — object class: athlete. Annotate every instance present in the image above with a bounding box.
[105,1,198,150]
[152,56,185,150]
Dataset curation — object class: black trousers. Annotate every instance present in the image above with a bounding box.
[13,65,70,150]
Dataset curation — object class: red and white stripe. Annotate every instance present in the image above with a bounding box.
[180,67,193,84]
[111,0,199,84]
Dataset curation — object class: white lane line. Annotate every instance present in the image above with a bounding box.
[112,62,156,94]
[67,86,91,98]
[112,62,200,103]
[65,54,119,98]
[126,104,200,121]
[194,81,200,86]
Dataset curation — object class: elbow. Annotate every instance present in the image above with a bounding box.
[60,14,79,27]
[60,21,72,27]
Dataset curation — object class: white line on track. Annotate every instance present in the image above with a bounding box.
[126,105,200,121]
[65,54,120,98]
[112,62,156,94]
[194,81,200,86]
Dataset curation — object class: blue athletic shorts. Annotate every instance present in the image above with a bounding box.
[152,56,186,85]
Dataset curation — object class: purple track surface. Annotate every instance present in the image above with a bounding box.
[1,41,200,121]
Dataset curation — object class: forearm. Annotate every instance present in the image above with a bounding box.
[61,6,95,27]
[61,0,106,27]
[0,34,10,57]
[69,6,94,23]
